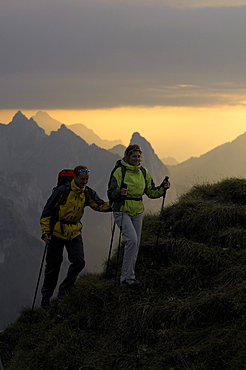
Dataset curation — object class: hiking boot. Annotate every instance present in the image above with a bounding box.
[41,297,50,309]
[121,279,141,288]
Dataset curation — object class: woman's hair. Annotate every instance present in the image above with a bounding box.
[74,165,89,177]
[123,144,143,163]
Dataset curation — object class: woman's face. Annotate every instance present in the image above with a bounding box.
[128,150,141,166]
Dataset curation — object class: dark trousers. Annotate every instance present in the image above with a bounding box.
[41,234,85,298]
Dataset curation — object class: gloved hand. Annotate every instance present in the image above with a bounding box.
[42,233,51,243]
[161,176,170,189]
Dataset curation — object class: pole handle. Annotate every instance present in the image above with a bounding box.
[163,176,169,184]
[121,183,128,205]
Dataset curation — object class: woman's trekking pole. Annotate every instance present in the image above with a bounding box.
[114,183,127,287]
[105,221,116,279]
[155,176,169,249]
[114,216,123,287]
[31,243,48,313]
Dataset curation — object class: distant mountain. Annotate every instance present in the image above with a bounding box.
[0,111,173,329]
[0,110,121,260]
[108,144,126,157]
[3,109,246,334]
[68,123,122,149]
[1,111,174,245]
[32,111,64,133]
[131,132,169,186]
[162,156,179,166]
[33,111,122,149]
[168,131,246,195]
[4,110,246,335]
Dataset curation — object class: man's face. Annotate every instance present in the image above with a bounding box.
[74,173,90,188]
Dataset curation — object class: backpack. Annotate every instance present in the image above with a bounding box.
[57,169,74,186]
[53,169,75,206]
[108,159,147,188]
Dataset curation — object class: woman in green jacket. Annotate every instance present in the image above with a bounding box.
[107,144,170,287]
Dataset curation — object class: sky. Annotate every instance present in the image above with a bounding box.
[1,0,246,162]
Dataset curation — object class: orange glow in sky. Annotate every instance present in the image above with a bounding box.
[1,106,246,163]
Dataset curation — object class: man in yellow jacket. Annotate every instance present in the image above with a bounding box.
[40,165,111,309]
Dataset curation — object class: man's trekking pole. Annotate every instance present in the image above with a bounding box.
[155,176,169,249]
[31,242,48,313]
[105,221,116,279]
[114,183,127,287]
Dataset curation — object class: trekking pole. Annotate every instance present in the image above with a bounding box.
[105,221,116,279]
[114,183,127,287]
[31,242,48,313]
[155,176,169,249]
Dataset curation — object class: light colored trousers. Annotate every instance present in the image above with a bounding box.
[113,212,143,283]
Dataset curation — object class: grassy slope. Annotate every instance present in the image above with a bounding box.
[1,178,246,370]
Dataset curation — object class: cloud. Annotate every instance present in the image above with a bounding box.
[1,0,246,109]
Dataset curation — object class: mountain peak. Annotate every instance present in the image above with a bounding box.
[35,111,50,118]
[48,123,88,146]
[11,111,40,129]
[59,123,68,130]
[8,110,46,139]
[130,132,156,154]
[12,110,27,122]
[33,111,64,125]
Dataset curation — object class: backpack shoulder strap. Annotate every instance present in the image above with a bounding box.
[120,165,127,187]
[49,183,71,234]
[57,183,90,206]
[108,160,126,188]
[108,160,146,188]
[117,164,146,187]
[140,166,146,182]
[57,182,71,205]
[84,186,91,205]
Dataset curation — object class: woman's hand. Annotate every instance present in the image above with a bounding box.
[163,181,170,189]
[161,177,170,189]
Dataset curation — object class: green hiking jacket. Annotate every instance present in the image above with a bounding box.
[107,160,166,216]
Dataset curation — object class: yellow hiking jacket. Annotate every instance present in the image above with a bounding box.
[40,179,111,240]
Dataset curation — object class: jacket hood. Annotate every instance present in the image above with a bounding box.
[121,159,142,173]
[71,179,85,195]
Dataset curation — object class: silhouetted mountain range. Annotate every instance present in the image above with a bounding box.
[33,111,122,149]
[162,156,179,166]
[168,132,246,195]
[0,111,171,330]
[2,109,246,331]
[108,144,126,157]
